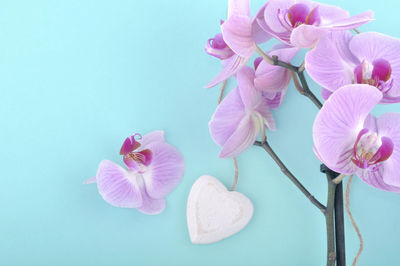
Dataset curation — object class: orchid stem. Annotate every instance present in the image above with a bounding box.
[322,165,346,266]
[256,43,345,265]
[297,71,323,109]
[230,157,239,191]
[291,71,304,94]
[332,174,346,184]
[326,173,337,266]
[218,80,227,104]
[254,140,326,213]
[335,182,346,266]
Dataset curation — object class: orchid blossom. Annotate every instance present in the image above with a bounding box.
[254,44,299,108]
[85,131,185,215]
[254,0,373,48]
[306,31,400,103]
[209,66,275,158]
[313,84,400,192]
[205,0,271,88]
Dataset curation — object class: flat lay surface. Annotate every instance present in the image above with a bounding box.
[1,0,400,265]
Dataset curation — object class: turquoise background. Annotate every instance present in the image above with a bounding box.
[1,0,399,265]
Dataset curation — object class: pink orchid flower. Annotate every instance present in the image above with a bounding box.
[209,66,275,158]
[85,131,185,215]
[205,0,271,88]
[306,31,400,103]
[254,0,373,48]
[313,84,400,192]
[254,44,299,108]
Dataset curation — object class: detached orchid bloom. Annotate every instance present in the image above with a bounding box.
[306,31,400,103]
[205,0,271,88]
[254,0,373,48]
[313,84,400,192]
[209,66,275,158]
[85,131,185,215]
[254,44,299,108]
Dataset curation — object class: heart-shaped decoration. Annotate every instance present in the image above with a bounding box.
[187,175,254,244]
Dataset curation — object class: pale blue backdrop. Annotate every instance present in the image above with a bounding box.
[1,0,399,265]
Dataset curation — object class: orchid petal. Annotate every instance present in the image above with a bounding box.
[209,87,245,147]
[257,14,292,44]
[363,114,378,132]
[255,45,299,92]
[305,31,358,91]
[262,91,287,109]
[140,130,165,147]
[251,3,273,44]
[95,160,142,208]
[350,32,400,97]
[237,66,259,109]
[255,98,276,131]
[263,0,296,33]
[314,2,349,23]
[205,55,247,88]
[381,94,400,104]
[324,11,374,30]
[357,166,400,192]
[376,113,400,188]
[136,178,166,215]
[228,0,250,18]
[221,15,255,58]
[142,140,185,199]
[290,24,329,48]
[219,114,260,158]
[313,84,382,173]
[321,88,333,101]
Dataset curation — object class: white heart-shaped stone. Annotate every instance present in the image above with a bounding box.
[187,175,254,244]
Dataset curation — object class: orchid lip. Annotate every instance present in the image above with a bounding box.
[120,133,153,170]
[120,133,142,155]
[253,57,262,70]
[351,128,394,169]
[205,33,235,60]
[354,59,394,94]
[278,3,322,31]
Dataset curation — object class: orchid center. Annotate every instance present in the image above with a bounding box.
[120,133,153,171]
[354,59,393,93]
[206,32,234,60]
[281,3,321,29]
[351,128,393,170]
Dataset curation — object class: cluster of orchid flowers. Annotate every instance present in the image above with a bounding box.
[206,0,400,192]
[83,0,400,264]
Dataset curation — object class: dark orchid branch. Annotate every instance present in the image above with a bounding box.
[255,139,339,266]
[325,173,337,266]
[255,45,299,72]
[254,140,327,214]
[297,70,323,109]
[256,43,347,266]
[322,164,345,266]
